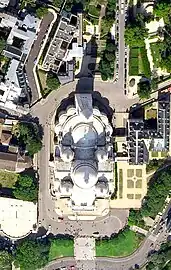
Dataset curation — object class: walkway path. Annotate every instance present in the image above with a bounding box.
[74,237,95,270]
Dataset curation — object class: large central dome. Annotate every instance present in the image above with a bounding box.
[73,164,97,189]
[72,123,97,147]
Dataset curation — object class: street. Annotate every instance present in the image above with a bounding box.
[26,12,54,104]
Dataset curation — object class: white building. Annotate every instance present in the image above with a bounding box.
[0,197,37,239]
[0,0,9,8]
[0,13,41,111]
[52,93,114,217]
[0,59,22,110]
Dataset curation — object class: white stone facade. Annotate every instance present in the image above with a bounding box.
[53,93,114,215]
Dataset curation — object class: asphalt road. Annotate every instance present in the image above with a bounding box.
[25,12,54,104]
[117,0,126,89]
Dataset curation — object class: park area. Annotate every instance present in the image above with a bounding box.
[48,239,74,261]
[96,229,144,257]
[129,47,151,78]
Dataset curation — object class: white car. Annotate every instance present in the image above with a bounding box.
[121,2,124,14]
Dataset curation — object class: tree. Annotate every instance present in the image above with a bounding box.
[36,7,48,19]
[0,251,12,270]
[161,54,171,73]
[52,0,63,7]
[14,240,49,270]
[26,138,42,156]
[125,24,148,47]
[46,73,60,90]
[151,77,158,90]
[99,40,115,80]
[137,80,151,99]
[146,242,171,270]
[13,175,38,202]
[154,2,171,24]
[19,0,35,9]
[12,121,43,156]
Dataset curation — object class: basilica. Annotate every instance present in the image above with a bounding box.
[52,93,114,217]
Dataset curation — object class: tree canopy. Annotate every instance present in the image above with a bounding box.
[12,121,43,156]
[19,0,35,9]
[46,73,60,90]
[0,251,12,270]
[36,7,48,19]
[147,241,171,270]
[154,2,171,24]
[14,240,49,270]
[137,80,152,99]
[125,24,148,47]
[13,174,38,202]
[99,40,115,81]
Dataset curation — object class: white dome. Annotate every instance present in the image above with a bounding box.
[60,147,74,162]
[73,164,97,189]
[96,182,108,196]
[95,149,108,162]
[58,113,68,124]
[93,108,101,116]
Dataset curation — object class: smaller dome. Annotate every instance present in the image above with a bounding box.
[100,114,108,125]
[60,147,74,162]
[93,107,101,116]
[60,179,73,194]
[58,112,68,124]
[96,181,108,196]
[95,149,108,162]
[67,106,76,116]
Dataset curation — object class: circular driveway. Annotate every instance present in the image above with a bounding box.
[40,209,129,237]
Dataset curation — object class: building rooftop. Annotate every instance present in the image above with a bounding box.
[42,12,78,73]
[0,197,37,238]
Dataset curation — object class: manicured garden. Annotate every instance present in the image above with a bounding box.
[48,239,74,261]
[96,229,144,257]
[129,46,151,78]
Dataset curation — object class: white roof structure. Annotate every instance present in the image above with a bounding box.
[0,0,10,8]
[0,197,37,238]
[54,93,114,212]
[0,59,22,110]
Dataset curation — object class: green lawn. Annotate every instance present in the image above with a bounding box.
[150,42,163,68]
[96,229,144,257]
[0,170,18,188]
[139,47,151,78]
[49,239,74,261]
[129,47,151,78]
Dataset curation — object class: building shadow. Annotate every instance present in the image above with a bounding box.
[75,35,98,93]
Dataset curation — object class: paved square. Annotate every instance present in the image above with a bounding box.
[74,237,95,260]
